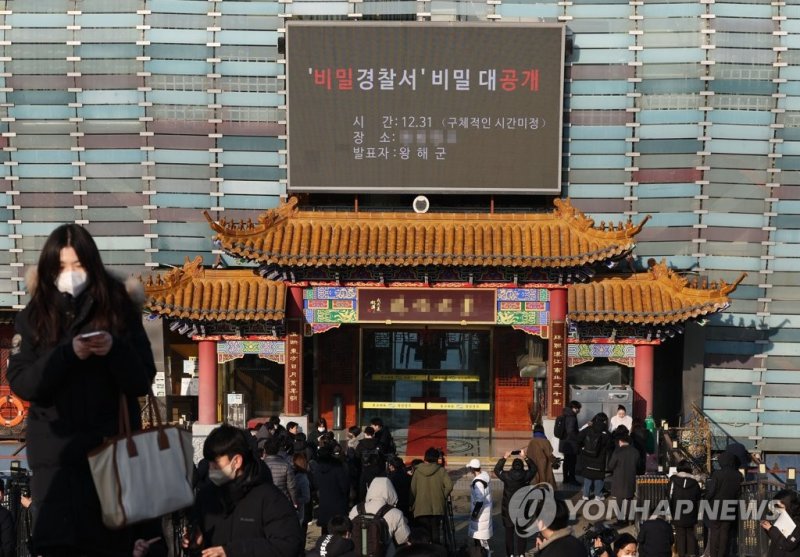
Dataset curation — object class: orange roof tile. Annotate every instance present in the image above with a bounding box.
[205,197,650,270]
[568,261,745,325]
[143,256,285,322]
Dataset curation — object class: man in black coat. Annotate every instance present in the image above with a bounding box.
[534,499,588,557]
[669,460,703,557]
[706,452,743,557]
[637,513,674,557]
[494,451,536,557]
[558,401,582,487]
[187,424,303,557]
[310,446,351,536]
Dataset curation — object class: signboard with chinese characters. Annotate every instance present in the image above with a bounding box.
[358,288,496,324]
[287,22,565,194]
[548,321,566,418]
[285,331,303,415]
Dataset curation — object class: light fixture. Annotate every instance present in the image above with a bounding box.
[759,463,767,475]
[788,467,796,481]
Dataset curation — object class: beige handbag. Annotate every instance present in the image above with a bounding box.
[88,392,195,529]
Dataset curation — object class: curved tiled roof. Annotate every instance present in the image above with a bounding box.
[205,197,650,270]
[143,256,286,322]
[568,261,745,325]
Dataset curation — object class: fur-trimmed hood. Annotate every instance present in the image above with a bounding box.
[24,266,145,308]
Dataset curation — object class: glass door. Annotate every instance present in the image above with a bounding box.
[361,328,491,454]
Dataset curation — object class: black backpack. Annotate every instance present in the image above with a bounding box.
[582,430,606,458]
[553,415,567,439]
[352,503,393,557]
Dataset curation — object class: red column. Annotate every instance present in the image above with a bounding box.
[284,286,304,416]
[635,344,655,418]
[197,339,218,424]
[547,287,568,418]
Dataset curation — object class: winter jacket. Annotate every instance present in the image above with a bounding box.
[668,472,703,527]
[265,454,298,506]
[193,459,303,557]
[494,457,536,527]
[468,471,493,541]
[306,535,357,557]
[409,461,453,518]
[349,477,411,555]
[766,518,800,557]
[526,435,557,488]
[607,444,639,500]
[637,518,674,557]
[705,452,742,522]
[388,467,412,517]
[0,506,15,557]
[536,528,588,557]
[8,276,156,556]
[311,455,351,528]
[577,415,612,481]
[557,407,580,456]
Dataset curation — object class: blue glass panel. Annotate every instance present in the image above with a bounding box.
[713,80,776,95]
[220,137,285,151]
[709,139,770,155]
[148,91,212,105]
[638,79,702,95]
[713,4,772,18]
[9,106,73,119]
[639,124,698,139]
[94,237,150,250]
[7,14,71,26]
[152,150,214,164]
[219,166,284,181]
[146,29,211,44]
[772,259,800,272]
[8,91,75,104]
[496,4,560,18]
[640,3,703,17]
[218,92,283,107]
[699,256,762,271]
[145,44,212,59]
[82,150,145,164]
[221,2,282,15]
[638,139,702,154]
[711,124,772,141]
[568,154,630,169]
[640,48,705,64]
[639,110,703,124]
[773,243,800,257]
[644,213,698,227]
[571,49,633,64]
[569,5,631,17]
[78,90,143,104]
[218,62,283,76]
[217,31,279,46]
[145,60,211,75]
[150,0,209,14]
[563,184,630,198]
[777,143,800,157]
[703,213,764,227]
[219,152,281,165]
[76,44,141,58]
[151,193,211,208]
[76,14,141,27]
[568,81,631,95]
[78,105,144,119]
[15,165,77,178]
[636,184,700,198]
[710,111,773,125]
[220,181,284,196]
[221,195,282,210]
[568,96,630,110]
[13,150,76,164]
[568,126,629,140]
[571,34,633,49]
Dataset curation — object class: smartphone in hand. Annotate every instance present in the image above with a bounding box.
[78,331,104,340]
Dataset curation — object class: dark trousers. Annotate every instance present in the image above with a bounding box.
[708,520,733,557]
[674,525,699,557]
[563,453,578,482]
[416,515,443,545]
[504,525,527,556]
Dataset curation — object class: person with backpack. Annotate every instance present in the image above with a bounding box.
[494,451,536,557]
[668,460,703,557]
[467,459,493,557]
[409,448,453,545]
[307,516,357,557]
[556,401,582,487]
[577,412,612,500]
[349,477,411,557]
[526,424,557,489]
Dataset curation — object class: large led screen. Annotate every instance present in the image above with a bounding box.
[287,22,565,195]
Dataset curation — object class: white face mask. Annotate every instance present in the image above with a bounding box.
[56,270,88,297]
[318,427,326,432]
[208,457,239,486]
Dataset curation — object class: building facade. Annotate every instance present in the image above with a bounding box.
[0,1,798,461]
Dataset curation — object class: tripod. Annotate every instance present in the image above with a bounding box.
[439,448,457,556]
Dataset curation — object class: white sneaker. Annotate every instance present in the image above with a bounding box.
[581,495,590,501]
[594,494,605,501]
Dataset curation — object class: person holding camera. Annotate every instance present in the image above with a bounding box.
[591,532,637,557]
[494,450,536,557]
[526,424,557,489]
[409,447,453,545]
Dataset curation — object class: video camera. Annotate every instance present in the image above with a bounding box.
[580,523,618,557]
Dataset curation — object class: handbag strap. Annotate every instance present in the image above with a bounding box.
[146,388,170,451]
[118,394,138,458]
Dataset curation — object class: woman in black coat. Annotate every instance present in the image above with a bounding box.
[310,446,351,535]
[668,460,703,557]
[8,224,156,556]
[494,451,536,557]
[577,412,612,500]
[761,489,800,557]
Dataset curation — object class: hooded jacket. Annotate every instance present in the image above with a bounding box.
[668,471,703,527]
[8,272,156,556]
[494,457,536,527]
[311,453,351,528]
[705,452,742,520]
[577,413,612,480]
[557,407,580,456]
[409,461,453,518]
[349,477,410,555]
[194,459,303,557]
[306,535,356,557]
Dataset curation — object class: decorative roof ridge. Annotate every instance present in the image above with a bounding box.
[143,255,206,293]
[205,196,650,239]
[590,260,746,299]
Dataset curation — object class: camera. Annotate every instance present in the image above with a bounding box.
[580,523,618,557]
[510,450,521,455]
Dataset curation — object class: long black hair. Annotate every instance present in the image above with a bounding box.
[27,224,137,346]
